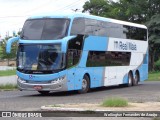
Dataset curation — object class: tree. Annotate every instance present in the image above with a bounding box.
[83,0,112,17]
[0,36,18,66]
[147,14,160,70]
[83,0,148,23]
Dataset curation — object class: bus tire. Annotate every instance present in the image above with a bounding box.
[127,72,133,87]
[38,91,50,95]
[133,71,139,86]
[78,75,90,94]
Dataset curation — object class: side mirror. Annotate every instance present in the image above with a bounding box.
[6,37,19,53]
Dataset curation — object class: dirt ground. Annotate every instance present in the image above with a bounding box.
[0,60,16,66]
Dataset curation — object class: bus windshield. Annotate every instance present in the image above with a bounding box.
[17,44,66,73]
[21,18,70,40]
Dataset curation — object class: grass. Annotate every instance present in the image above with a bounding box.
[148,71,160,81]
[153,118,160,120]
[102,97,128,107]
[0,84,17,90]
[0,69,16,76]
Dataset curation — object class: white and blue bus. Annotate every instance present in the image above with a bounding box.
[6,13,148,94]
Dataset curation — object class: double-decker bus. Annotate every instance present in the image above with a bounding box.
[6,13,148,94]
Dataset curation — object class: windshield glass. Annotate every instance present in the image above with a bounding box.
[17,44,66,73]
[21,18,70,40]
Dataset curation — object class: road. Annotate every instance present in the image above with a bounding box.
[0,81,159,111]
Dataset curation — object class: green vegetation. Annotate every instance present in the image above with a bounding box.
[155,59,160,71]
[148,71,160,81]
[0,69,16,76]
[0,37,18,66]
[0,46,2,58]
[153,118,160,120]
[0,84,17,90]
[102,97,128,107]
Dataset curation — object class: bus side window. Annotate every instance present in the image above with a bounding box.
[67,35,84,68]
[67,50,74,68]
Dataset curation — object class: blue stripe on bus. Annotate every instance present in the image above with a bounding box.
[16,70,66,81]
[123,73,129,84]
[83,36,108,51]
[138,64,148,81]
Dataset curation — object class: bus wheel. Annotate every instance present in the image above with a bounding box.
[128,72,133,87]
[38,91,50,95]
[133,71,139,86]
[78,75,90,94]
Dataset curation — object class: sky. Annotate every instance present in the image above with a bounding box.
[0,0,118,39]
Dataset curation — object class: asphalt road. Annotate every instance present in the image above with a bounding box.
[0,81,160,111]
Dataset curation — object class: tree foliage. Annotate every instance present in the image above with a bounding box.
[147,14,160,70]
[0,36,18,66]
[83,0,160,23]
[83,0,111,17]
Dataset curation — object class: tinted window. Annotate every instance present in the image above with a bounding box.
[67,35,84,68]
[21,18,70,40]
[71,18,147,41]
[86,51,131,67]
[123,25,147,40]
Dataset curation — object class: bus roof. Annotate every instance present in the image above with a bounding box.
[29,13,147,29]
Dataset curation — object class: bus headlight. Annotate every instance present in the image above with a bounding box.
[51,76,66,84]
[18,77,26,83]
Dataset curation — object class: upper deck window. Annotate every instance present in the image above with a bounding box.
[21,18,70,40]
[71,17,147,41]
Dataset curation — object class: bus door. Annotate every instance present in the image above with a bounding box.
[67,35,84,90]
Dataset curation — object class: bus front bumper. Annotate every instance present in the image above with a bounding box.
[17,77,68,92]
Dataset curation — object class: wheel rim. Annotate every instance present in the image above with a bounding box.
[82,79,87,90]
[129,75,132,85]
[135,73,138,84]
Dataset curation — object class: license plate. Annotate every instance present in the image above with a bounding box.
[33,86,43,90]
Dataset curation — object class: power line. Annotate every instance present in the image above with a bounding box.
[0,0,87,19]
[0,15,29,19]
[54,0,83,12]
[23,0,53,15]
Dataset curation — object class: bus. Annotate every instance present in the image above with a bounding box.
[6,13,148,94]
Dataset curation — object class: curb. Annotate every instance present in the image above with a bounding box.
[41,102,160,112]
[0,75,17,85]
[41,105,116,111]
[41,106,87,111]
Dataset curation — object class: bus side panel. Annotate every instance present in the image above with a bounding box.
[75,67,93,89]
[83,36,108,51]
[138,64,148,81]
[138,52,148,81]
[104,66,127,86]
[67,68,76,91]
[92,67,104,88]
[74,67,104,89]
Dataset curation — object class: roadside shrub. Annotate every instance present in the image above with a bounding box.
[155,59,160,71]
[102,97,128,107]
